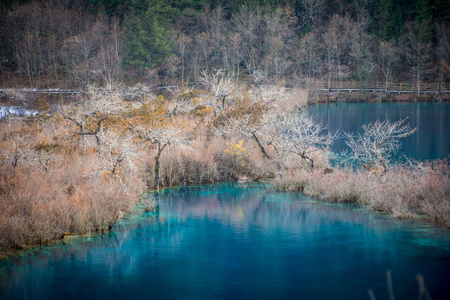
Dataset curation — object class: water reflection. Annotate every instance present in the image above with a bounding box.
[308,102,450,161]
[1,184,450,300]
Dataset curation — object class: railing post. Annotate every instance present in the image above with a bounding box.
[424,82,427,90]
[352,81,355,88]
[400,83,402,90]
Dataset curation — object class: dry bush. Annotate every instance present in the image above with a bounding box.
[74,179,135,232]
[151,140,221,187]
[416,161,450,225]
[69,153,144,232]
[247,150,277,180]
[277,88,309,110]
[158,150,220,187]
[368,161,450,225]
[0,168,71,249]
[253,86,308,110]
[274,168,364,203]
[273,170,312,191]
[153,137,272,186]
[368,168,418,218]
[307,169,365,203]
[0,153,144,250]
[275,159,450,227]
[0,118,144,250]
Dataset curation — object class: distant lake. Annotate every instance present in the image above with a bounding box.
[308,102,450,161]
[1,184,450,299]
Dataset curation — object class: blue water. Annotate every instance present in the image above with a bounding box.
[308,102,450,161]
[1,184,450,299]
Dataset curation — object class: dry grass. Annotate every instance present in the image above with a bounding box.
[275,160,450,227]
[1,85,449,253]
[0,152,144,250]
[0,116,145,250]
[369,161,450,224]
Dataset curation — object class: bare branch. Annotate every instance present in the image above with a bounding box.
[345,118,416,173]
[266,111,336,170]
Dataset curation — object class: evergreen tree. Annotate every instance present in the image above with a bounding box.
[374,0,404,41]
[122,0,175,74]
[148,17,172,67]
[122,16,151,74]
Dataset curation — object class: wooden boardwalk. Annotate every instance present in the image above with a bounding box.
[0,88,80,95]
[1,81,449,95]
[314,81,450,94]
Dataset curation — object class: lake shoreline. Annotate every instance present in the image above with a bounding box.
[2,183,450,300]
[310,91,450,104]
[1,165,449,264]
[1,85,449,263]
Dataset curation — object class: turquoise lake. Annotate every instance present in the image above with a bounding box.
[308,102,450,161]
[1,102,450,299]
[1,183,450,299]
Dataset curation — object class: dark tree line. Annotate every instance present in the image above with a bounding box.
[0,0,449,89]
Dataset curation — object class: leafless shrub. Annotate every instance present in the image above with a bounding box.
[59,81,127,150]
[274,156,450,227]
[267,110,336,171]
[199,69,238,113]
[345,118,416,173]
[157,141,221,186]
[274,167,365,203]
[307,169,365,203]
[369,160,450,224]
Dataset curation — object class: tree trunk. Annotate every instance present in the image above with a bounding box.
[154,151,161,190]
[251,132,271,159]
[300,152,314,171]
[153,142,168,189]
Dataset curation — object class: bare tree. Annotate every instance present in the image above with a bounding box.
[297,31,323,85]
[435,22,450,97]
[212,99,270,160]
[60,82,125,150]
[94,127,140,192]
[299,0,325,32]
[263,6,297,82]
[7,1,89,87]
[200,69,237,113]
[349,14,376,88]
[233,6,264,77]
[199,6,228,72]
[131,123,188,189]
[379,41,398,91]
[402,21,433,99]
[322,14,353,90]
[267,111,336,170]
[345,119,416,174]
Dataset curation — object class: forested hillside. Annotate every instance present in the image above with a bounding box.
[0,0,449,89]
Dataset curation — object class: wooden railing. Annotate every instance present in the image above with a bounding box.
[316,81,450,93]
[1,81,450,95]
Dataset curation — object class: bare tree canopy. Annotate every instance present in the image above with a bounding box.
[267,111,336,170]
[345,118,416,173]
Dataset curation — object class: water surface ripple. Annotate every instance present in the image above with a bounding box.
[1,184,450,299]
